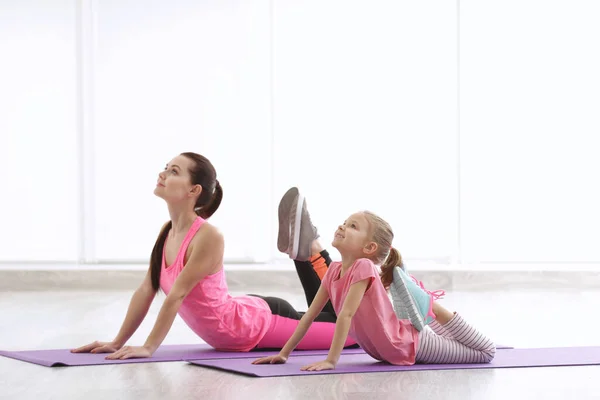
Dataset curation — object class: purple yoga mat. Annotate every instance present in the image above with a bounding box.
[0,343,512,368]
[188,346,600,377]
[0,344,364,367]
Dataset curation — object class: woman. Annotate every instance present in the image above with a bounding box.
[72,153,355,359]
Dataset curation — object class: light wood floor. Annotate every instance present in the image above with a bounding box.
[1,287,598,400]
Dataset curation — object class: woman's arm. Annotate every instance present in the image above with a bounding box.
[112,271,157,347]
[71,267,156,354]
[107,224,224,359]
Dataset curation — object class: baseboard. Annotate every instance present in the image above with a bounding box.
[1,269,599,292]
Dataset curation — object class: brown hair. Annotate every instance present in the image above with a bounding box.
[362,211,403,289]
[149,152,223,291]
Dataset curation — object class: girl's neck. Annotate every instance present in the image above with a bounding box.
[340,254,358,271]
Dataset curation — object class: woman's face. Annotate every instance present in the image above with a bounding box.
[154,155,198,203]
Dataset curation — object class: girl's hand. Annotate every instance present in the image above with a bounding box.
[105,345,153,360]
[71,341,122,354]
[251,354,288,364]
[301,360,336,371]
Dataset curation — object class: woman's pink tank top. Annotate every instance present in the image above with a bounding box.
[159,217,271,351]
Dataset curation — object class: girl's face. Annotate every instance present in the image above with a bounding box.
[332,212,376,259]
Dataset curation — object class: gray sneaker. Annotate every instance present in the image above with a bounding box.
[389,266,426,331]
[277,187,299,253]
[277,187,319,261]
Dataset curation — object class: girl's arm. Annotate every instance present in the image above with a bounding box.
[252,284,331,364]
[279,284,331,357]
[325,278,369,364]
[107,224,224,359]
[302,278,369,371]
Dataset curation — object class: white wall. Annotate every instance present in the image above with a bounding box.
[1,0,599,269]
[460,0,600,264]
[0,1,79,262]
[91,0,272,263]
[271,1,458,263]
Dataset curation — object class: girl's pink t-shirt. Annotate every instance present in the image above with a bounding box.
[322,258,419,365]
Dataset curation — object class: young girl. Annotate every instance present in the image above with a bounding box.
[72,155,355,360]
[253,188,496,370]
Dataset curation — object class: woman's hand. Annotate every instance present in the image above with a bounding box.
[104,345,153,360]
[251,354,288,365]
[300,360,336,371]
[71,341,122,354]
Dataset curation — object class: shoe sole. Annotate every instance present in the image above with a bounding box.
[289,193,304,260]
[397,267,436,325]
[390,267,426,331]
[277,187,299,254]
